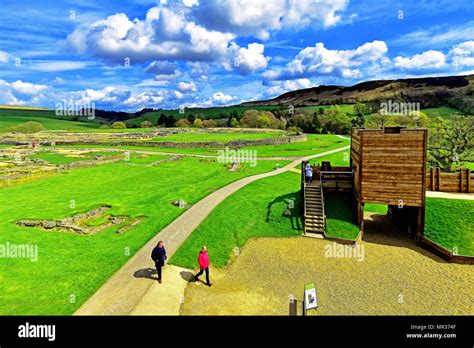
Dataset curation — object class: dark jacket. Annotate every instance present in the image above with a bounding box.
[151,245,167,266]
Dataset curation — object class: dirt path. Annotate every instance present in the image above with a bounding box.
[74,145,349,315]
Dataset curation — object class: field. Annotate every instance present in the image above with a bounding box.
[0,152,284,315]
[152,130,284,142]
[324,192,360,240]
[0,115,102,132]
[170,172,302,269]
[425,197,474,256]
[54,134,350,158]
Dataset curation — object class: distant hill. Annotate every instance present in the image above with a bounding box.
[241,74,474,114]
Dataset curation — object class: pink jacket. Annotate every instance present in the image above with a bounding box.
[198,251,210,270]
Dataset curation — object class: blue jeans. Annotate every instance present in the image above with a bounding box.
[195,267,210,285]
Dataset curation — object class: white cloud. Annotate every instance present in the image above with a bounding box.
[177,81,197,93]
[201,91,236,106]
[30,61,92,72]
[231,43,269,74]
[265,78,312,97]
[10,80,49,95]
[0,50,14,64]
[67,7,236,64]
[193,0,349,40]
[183,0,199,7]
[449,41,474,67]
[263,40,388,81]
[393,50,446,70]
[145,61,181,81]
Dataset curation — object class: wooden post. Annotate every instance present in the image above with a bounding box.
[467,169,471,193]
[431,167,435,191]
[437,167,441,191]
[459,169,463,193]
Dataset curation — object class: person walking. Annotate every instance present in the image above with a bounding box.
[194,246,212,287]
[305,162,313,185]
[151,241,167,284]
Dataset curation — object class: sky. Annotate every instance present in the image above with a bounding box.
[0,0,473,111]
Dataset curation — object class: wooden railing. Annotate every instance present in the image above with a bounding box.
[427,167,472,193]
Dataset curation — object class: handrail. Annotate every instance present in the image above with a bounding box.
[319,172,326,232]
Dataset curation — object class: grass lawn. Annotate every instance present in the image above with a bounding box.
[424,197,474,256]
[53,134,350,158]
[0,115,101,132]
[421,106,465,119]
[28,152,88,165]
[294,149,350,169]
[364,203,388,214]
[0,156,282,315]
[152,130,284,142]
[324,192,360,240]
[170,172,302,269]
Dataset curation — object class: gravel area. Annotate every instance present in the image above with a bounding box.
[181,225,474,315]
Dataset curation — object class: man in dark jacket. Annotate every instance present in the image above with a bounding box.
[151,241,167,284]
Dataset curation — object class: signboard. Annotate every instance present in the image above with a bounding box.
[304,282,318,311]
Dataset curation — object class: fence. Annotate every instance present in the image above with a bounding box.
[426,167,473,193]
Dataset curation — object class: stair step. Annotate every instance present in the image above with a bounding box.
[305,227,325,233]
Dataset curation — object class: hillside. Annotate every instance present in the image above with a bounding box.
[242,74,474,113]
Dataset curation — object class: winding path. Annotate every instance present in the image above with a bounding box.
[74,145,349,315]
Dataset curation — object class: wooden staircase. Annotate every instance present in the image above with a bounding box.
[303,181,326,235]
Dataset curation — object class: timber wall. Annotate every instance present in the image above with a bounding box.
[351,128,427,207]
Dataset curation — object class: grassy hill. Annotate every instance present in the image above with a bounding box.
[241,74,474,114]
[0,108,103,132]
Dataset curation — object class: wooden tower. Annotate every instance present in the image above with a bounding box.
[350,127,428,239]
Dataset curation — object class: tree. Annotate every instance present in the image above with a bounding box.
[165,115,177,127]
[428,115,473,171]
[193,118,203,128]
[230,117,239,128]
[202,119,217,128]
[175,118,191,127]
[140,120,153,128]
[240,110,281,129]
[111,122,127,129]
[158,114,167,126]
[187,114,196,124]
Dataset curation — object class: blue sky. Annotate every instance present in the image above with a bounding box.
[0,0,473,111]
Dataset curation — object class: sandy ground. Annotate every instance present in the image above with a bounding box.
[180,215,473,315]
[130,265,193,315]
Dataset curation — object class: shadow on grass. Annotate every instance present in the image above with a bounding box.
[265,191,302,231]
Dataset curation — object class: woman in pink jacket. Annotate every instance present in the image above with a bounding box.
[194,245,212,287]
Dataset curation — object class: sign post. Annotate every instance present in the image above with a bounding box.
[303,282,318,316]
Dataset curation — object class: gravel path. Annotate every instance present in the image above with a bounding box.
[74,145,349,315]
[181,216,473,315]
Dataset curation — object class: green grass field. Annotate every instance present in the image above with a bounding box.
[421,106,465,119]
[0,155,283,315]
[54,134,349,158]
[324,192,360,240]
[28,152,87,165]
[152,130,284,142]
[425,197,474,256]
[170,172,302,269]
[0,115,101,132]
